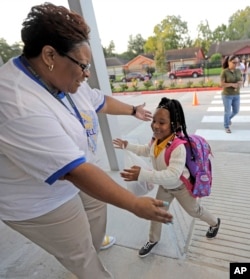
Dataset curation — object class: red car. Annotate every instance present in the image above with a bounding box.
[168,65,203,79]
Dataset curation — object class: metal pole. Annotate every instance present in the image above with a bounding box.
[67,0,122,170]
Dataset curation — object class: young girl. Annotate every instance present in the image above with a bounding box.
[113,97,220,258]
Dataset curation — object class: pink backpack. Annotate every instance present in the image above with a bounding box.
[164,135,213,198]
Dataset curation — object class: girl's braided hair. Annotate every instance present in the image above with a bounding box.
[157,97,193,151]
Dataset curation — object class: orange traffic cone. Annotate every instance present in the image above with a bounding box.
[192,91,199,106]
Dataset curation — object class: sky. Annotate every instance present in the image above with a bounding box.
[0,0,249,53]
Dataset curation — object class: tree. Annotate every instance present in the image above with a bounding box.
[144,36,157,54]
[154,39,167,73]
[145,15,190,54]
[193,20,213,54]
[212,24,229,43]
[210,53,222,63]
[226,6,250,40]
[117,51,135,61]
[103,40,116,57]
[0,38,22,63]
[144,15,190,72]
[127,34,146,56]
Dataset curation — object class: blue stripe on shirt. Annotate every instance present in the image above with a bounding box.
[45,157,86,185]
[96,95,105,112]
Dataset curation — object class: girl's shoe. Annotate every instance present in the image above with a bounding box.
[206,218,221,239]
[225,128,231,133]
[138,241,158,257]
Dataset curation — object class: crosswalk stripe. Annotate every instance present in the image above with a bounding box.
[198,90,250,141]
[211,99,250,104]
[207,106,250,111]
[196,129,250,141]
[214,94,250,99]
[195,88,250,142]
[215,90,250,95]
[201,115,250,122]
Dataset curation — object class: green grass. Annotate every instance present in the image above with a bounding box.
[204,68,222,76]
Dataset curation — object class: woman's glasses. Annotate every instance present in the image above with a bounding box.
[63,53,91,73]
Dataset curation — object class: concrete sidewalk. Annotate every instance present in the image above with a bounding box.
[1,89,250,279]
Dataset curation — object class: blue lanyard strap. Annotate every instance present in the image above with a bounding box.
[63,93,85,127]
[18,55,85,128]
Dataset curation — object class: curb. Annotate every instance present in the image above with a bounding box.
[112,87,222,96]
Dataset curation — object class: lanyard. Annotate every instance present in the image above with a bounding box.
[19,55,85,128]
[60,93,85,127]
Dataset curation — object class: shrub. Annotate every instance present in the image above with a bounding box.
[186,81,193,88]
[156,80,165,90]
[205,79,215,87]
[143,80,153,90]
[131,79,139,91]
[109,81,114,91]
[198,80,205,87]
[169,81,177,88]
[119,84,128,92]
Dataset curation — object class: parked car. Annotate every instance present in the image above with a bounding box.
[168,65,203,79]
[109,74,116,82]
[121,72,150,82]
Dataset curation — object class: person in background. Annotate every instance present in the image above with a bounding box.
[220,55,242,133]
[0,3,173,279]
[113,97,220,258]
[242,59,247,87]
[236,57,245,87]
[236,57,245,73]
[247,61,250,87]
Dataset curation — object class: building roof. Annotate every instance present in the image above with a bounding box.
[140,54,154,60]
[207,39,250,57]
[105,57,128,67]
[166,47,202,61]
[124,54,154,67]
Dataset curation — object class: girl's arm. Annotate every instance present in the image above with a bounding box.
[113,138,151,157]
[121,145,187,189]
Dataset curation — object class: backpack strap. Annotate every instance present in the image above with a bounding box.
[164,138,194,194]
[180,176,194,195]
[164,138,187,165]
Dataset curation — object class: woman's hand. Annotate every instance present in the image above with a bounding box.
[135,103,152,121]
[113,138,128,149]
[132,197,173,223]
[120,166,140,181]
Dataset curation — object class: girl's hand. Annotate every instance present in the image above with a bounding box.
[120,166,141,181]
[113,138,128,149]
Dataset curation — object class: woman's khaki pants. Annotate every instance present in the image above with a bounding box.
[4,192,113,279]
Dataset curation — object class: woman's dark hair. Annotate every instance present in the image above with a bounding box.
[21,2,90,58]
[222,55,238,69]
[157,97,189,138]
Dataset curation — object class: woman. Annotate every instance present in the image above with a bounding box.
[113,97,220,258]
[221,55,242,133]
[0,3,172,279]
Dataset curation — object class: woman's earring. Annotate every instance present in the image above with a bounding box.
[48,64,54,71]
